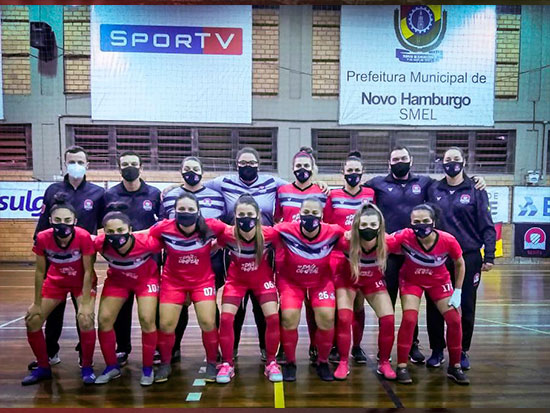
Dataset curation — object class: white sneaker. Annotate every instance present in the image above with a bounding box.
[95,366,121,384]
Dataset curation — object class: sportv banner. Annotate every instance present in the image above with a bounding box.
[514,223,550,258]
[512,186,550,224]
[339,5,496,126]
[91,6,252,123]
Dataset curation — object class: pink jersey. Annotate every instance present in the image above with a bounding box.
[217,226,279,284]
[33,227,95,288]
[336,237,384,287]
[274,221,344,288]
[386,228,462,280]
[325,187,376,229]
[276,183,328,223]
[94,232,163,287]
[149,218,226,286]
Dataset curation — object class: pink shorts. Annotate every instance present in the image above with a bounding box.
[334,273,388,297]
[101,276,160,299]
[41,277,97,301]
[222,277,278,306]
[399,276,453,302]
[160,277,216,305]
[278,277,335,311]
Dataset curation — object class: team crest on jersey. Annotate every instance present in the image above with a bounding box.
[202,198,212,207]
[83,199,94,211]
[460,194,471,204]
[143,200,153,211]
[412,184,421,194]
[72,250,79,256]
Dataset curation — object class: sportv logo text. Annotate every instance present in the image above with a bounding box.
[100,24,243,55]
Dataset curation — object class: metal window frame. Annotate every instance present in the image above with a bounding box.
[0,124,33,170]
[68,124,278,172]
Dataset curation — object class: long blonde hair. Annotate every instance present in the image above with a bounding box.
[233,194,264,267]
[349,203,387,282]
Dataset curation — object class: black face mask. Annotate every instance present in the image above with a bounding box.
[345,173,362,188]
[237,217,256,232]
[106,233,131,249]
[443,161,464,178]
[359,227,378,241]
[121,166,140,182]
[176,212,198,227]
[52,223,74,238]
[390,162,411,179]
[238,166,258,182]
[182,171,202,186]
[300,215,321,233]
[294,168,312,184]
[412,223,434,239]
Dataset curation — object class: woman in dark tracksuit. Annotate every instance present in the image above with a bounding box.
[426,147,496,370]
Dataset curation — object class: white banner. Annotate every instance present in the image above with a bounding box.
[0,10,4,120]
[0,181,176,219]
[513,187,550,223]
[340,5,496,126]
[487,186,510,223]
[91,5,252,123]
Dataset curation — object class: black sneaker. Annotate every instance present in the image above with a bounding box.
[426,350,445,368]
[308,345,318,365]
[376,351,392,362]
[409,343,425,364]
[116,352,129,367]
[328,346,340,364]
[28,353,61,370]
[351,346,367,364]
[204,362,218,383]
[316,362,334,381]
[171,350,181,364]
[260,348,267,363]
[461,351,471,370]
[277,348,286,364]
[447,366,470,385]
[396,367,413,384]
[283,362,297,382]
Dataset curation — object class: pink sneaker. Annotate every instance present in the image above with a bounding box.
[377,360,396,380]
[264,361,283,382]
[334,360,350,381]
[216,362,235,384]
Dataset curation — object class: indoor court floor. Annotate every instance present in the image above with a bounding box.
[0,263,549,408]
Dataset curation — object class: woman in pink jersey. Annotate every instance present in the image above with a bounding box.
[387,204,469,385]
[325,152,375,365]
[276,147,328,364]
[93,205,163,386]
[216,195,282,384]
[333,203,396,381]
[149,192,226,383]
[22,193,96,386]
[274,197,344,382]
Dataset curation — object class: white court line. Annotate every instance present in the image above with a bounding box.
[0,282,104,330]
[477,317,550,336]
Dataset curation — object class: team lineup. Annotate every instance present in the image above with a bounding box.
[20,144,496,389]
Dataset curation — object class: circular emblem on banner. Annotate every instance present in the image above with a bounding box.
[407,6,435,35]
[143,200,153,211]
[460,194,471,204]
[83,199,94,211]
[524,227,546,251]
[412,184,421,195]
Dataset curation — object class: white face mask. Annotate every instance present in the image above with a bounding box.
[67,163,86,180]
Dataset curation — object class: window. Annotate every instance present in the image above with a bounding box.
[0,125,32,169]
[69,125,277,171]
[312,129,515,174]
